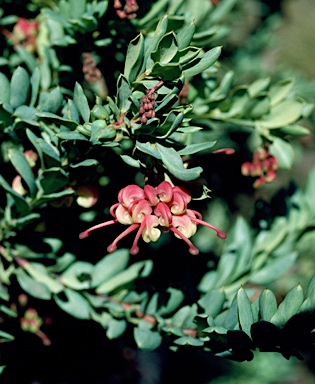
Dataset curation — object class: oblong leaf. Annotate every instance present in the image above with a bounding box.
[156,143,203,181]
[8,147,36,197]
[183,46,221,78]
[237,287,254,336]
[124,33,145,83]
[271,284,304,327]
[73,82,90,123]
[0,72,10,103]
[10,67,30,108]
[91,249,129,287]
[259,289,277,322]
[54,289,91,320]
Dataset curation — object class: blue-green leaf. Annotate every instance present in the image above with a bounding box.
[54,288,91,320]
[8,147,36,197]
[124,33,144,83]
[259,289,277,322]
[177,141,217,155]
[73,82,90,123]
[15,268,51,300]
[134,321,162,350]
[10,67,30,109]
[183,46,221,78]
[91,249,129,287]
[156,143,203,181]
[237,287,254,336]
[271,284,304,327]
[0,72,10,103]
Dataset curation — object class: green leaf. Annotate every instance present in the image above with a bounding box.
[269,78,294,106]
[0,72,10,103]
[0,330,15,341]
[14,105,38,125]
[54,289,91,320]
[10,67,30,109]
[70,159,99,168]
[176,21,196,50]
[91,104,109,120]
[150,62,182,81]
[73,82,90,123]
[91,249,129,287]
[174,46,201,64]
[8,147,36,197]
[177,141,217,155]
[69,0,86,18]
[223,293,238,330]
[136,0,169,28]
[117,74,132,112]
[250,252,297,285]
[96,260,153,294]
[36,111,79,130]
[159,288,185,316]
[37,167,69,194]
[151,31,178,65]
[136,141,161,159]
[124,33,145,83]
[18,259,63,293]
[278,125,310,136]
[57,131,88,141]
[0,175,30,215]
[107,318,127,339]
[26,128,60,168]
[61,261,93,290]
[30,67,40,107]
[306,275,315,298]
[248,77,270,98]
[31,188,75,208]
[269,136,294,169]
[198,288,226,317]
[90,120,116,144]
[271,284,304,327]
[134,321,162,350]
[143,15,169,71]
[154,111,184,138]
[183,46,221,78]
[259,289,278,322]
[237,287,254,336]
[248,96,270,119]
[120,155,141,168]
[174,336,203,346]
[15,45,37,72]
[15,268,51,300]
[40,87,63,114]
[156,143,203,181]
[260,100,304,129]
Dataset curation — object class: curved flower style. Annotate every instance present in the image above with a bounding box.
[79,181,226,255]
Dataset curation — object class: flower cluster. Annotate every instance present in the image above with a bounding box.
[114,0,139,19]
[13,18,38,53]
[79,181,226,255]
[82,52,103,83]
[241,146,278,188]
[139,93,156,124]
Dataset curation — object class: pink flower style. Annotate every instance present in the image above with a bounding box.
[79,181,226,255]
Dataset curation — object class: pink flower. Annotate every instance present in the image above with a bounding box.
[79,181,226,255]
[241,146,278,188]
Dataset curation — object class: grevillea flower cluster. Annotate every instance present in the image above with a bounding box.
[114,0,139,19]
[79,181,226,255]
[241,146,278,188]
